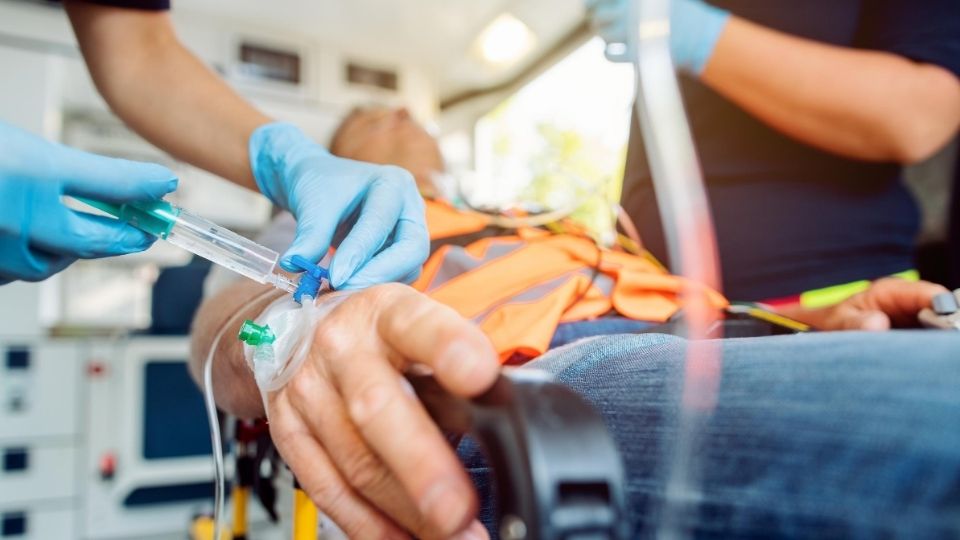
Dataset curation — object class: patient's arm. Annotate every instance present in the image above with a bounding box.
[775,278,949,331]
[189,282,498,539]
[189,279,282,418]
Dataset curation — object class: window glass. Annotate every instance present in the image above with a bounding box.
[471,38,634,243]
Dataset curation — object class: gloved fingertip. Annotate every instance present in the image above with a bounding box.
[328,267,352,290]
[327,249,361,288]
[279,250,328,274]
[144,173,179,200]
[116,228,157,254]
[278,255,300,273]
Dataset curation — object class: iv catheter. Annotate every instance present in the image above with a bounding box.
[76,197,297,294]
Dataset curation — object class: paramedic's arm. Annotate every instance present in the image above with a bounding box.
[703,17,960,164]
[776,278,949,331]
[190,282,497,540]
[64,1,266,188]
[64,2,431,289]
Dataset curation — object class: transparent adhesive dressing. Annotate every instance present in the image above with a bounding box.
[75,197,296,293]
[240,292,352,400]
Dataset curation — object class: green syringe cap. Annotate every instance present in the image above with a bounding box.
[238,320,276,346]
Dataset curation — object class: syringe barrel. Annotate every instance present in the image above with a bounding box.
[165,209,279,286]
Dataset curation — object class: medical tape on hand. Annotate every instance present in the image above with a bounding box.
[244,291,353,395]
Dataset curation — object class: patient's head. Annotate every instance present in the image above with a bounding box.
[329,107,444,193]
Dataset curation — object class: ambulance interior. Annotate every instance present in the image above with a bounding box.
[0,0,957,538]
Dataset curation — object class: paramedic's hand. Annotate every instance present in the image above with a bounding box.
[0,122,177,284]
[585,0,730,73]
[249,122,429,289]
[267,284,497,539]
[784,278,950,331]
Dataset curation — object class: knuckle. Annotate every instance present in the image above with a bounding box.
[270,424,305,452]
[286,369,315,402]
[341,450,390,493]
[348,381,392,427]
[378,290,428,332]
[360,282,408,308]
[306,481,350,517]
[342,519,391,540]
[312,318,342,347]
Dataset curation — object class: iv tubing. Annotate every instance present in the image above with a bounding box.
[203,287,283,540]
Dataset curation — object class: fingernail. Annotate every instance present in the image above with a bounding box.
[121,230,155,252]
[419,480,470,534]
[332,256,361,286]
[452,521,488,540]
[166,179,179,192]
[451,527,484,540]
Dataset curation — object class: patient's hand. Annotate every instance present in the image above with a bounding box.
[783,278,949,331]
[266,284,497,539]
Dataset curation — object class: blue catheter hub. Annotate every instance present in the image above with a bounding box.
[288,255,330,304]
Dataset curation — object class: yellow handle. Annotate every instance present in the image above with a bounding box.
[232,486,249,537]
[293,488,319,540]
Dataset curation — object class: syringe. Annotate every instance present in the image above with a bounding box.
[77,197,297,294]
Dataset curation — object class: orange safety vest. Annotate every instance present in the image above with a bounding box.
[413,200,728,362]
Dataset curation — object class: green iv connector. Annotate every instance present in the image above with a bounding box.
[238,320,276,346]
[76,197,181,239]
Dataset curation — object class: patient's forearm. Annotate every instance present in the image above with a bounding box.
[189,281,282,419]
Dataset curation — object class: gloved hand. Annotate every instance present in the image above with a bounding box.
[0,122,177,284]
[249,122,429,289]
[585,0,730,74]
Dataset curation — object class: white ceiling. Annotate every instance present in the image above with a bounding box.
[178,0,586,99]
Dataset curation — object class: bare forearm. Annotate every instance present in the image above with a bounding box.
[703,17,960,164]
[189,280,281,419]
[65,2,271,188]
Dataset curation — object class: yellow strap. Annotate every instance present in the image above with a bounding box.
[799,270,919,309]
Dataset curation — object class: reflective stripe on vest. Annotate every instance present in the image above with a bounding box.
[417,200,728,360]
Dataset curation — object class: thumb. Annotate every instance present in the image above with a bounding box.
[279,213,337,272]
[54,144,178,203]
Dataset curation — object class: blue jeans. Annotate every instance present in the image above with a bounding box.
[458,330,960,539]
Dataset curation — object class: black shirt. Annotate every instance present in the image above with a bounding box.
[622,0,960,301]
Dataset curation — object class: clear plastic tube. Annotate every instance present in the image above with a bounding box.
[627,0,724,538]
[203,288,282,540]
[167,210,296,293]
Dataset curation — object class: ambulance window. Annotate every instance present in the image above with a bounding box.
[471,38,633,243]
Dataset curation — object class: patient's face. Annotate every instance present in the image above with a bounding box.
[330,108,444,192]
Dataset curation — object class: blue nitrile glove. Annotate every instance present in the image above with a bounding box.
[249,122,429,289]
[0,122,177,284]
[585,0,730,74]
